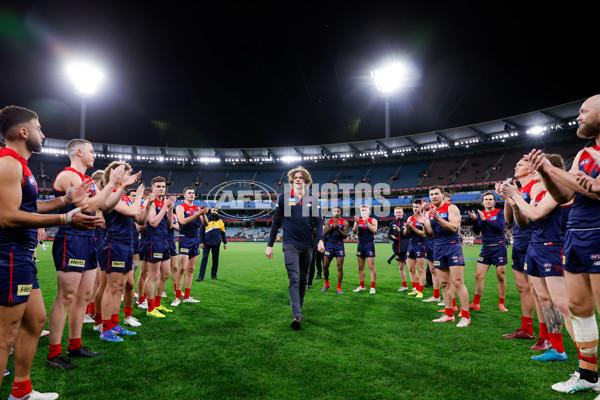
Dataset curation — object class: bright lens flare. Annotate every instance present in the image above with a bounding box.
[66,62,104,96]
[371,63,407,94]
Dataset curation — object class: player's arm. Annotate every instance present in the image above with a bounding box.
[339,220,349,239]
[433,205,460,233]
[510,185,558,222]
[388,224,396,240]
[176,205,200,225]
[352,215,359,234]
[323,223,334,236]
[147,202,167,228]
[529,149,590,202]
[266,195,284,259]
[422,212,434,238]
[0,158,96,229]
[36,179,93,214]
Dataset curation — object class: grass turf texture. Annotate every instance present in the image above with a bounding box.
[1,242,592,399]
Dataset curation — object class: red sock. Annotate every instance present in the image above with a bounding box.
[174,283,177,292]
[184,288,191,299]
[11,379,32,399]
[337,283,342,290]
[402,281,407,288]
[433,288,440,298]
[539,323,550,340]
[462,310,470,319]
[360,281,365,288]
[87,302,95,314]
[418,284,424,293]
[111,314,119,328]
[48,343,62,359]
[370,281,376,289]
[102,320,112,333]
[445,308,454,317]
[549,332,565,353]
[473,294,482,305]
[95,313,103,326]
[175,289,182,299]
[412,282,418,289]
[520,316,534,335]
[68,337,82,351]
[140,294,147,304]
[124,307,133,318]
[499,297,505,305]
[452,298,457,307]
[324,279,330,286]
[148,298,155,312]
[155,295,162,307]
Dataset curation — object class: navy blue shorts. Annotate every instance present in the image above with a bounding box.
[132,236,140,255]
[179,236,200,258]
[356,242,375,258]
[52,233,98,272]
[138,240,146,261]
[407,242,425,259]
[425,242,435,262]
[478,244,508,266]
[97,240,133,273]
[433,243,465,269]
[511,238,530,272]
[169,239,178,256]
[324,243,345,258]
[142,241,171,262]
[0,248,40,304]
[524,243,563,277]
[563,229,600,274]
[395,251,407,262]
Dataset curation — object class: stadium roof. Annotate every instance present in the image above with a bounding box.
[40,99,583,166]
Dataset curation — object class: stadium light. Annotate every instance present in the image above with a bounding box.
[66,60,104,140]
[371,61,412,139]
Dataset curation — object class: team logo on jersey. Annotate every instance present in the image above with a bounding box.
[68,259,85,268]
[17,284,32,296]
[580,158,591,167]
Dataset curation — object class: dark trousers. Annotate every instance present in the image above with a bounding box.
[307,247,323,285]
[282,243,313,317]
[198,245,220,279]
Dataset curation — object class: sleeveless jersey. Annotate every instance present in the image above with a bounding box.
[103,194,135,244]
[430,203,460,245]
[513,180,537,239]
[407,215,425,246]
[326,218,345,245]
[0,148,38,250]
[357,218,375,243]
[531,190,562,244]
[568,145,600,230]
[53,167,96,237]
[146,200,169,241]
[179,203,200,238]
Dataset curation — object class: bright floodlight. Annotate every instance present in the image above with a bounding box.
[372,62,407,94]
[66,61,104,96]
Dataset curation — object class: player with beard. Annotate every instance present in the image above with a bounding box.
[468,192,509,312]
[321,206,348,294]
[47,139,136,370]
[172,187,208,306]
[422,186,471,327]
[527,95,600,393]
[0,105,102,399]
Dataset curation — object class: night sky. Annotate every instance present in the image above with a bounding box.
[0,2,596,149]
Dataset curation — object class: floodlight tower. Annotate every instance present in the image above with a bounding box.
[66,61,104,140]
[371,62,408,139]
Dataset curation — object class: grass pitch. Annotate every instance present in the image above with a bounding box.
[1,242,591,399]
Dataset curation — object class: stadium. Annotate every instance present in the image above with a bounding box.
[1,3,598,400]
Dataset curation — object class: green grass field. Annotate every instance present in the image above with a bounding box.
[1,242,595,400]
